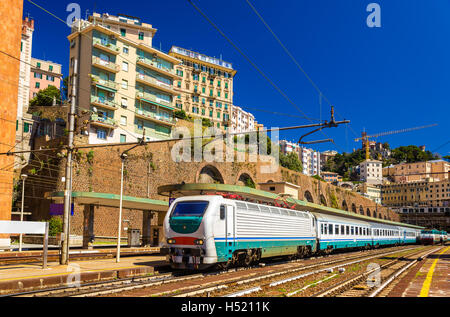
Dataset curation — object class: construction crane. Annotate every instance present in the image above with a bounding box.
[354,124,438,160]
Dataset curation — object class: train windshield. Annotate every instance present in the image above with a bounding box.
[171,201,209,217]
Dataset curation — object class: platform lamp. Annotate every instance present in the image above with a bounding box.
[116,153,127,263]
[19,174,27,252]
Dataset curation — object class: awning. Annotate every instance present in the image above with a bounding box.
[141,98,174,111]
[45,191,168,212]
[96,84,117,93]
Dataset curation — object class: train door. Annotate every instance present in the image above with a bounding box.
[225,205,235,255]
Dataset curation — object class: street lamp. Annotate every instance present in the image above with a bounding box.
[116,153,127,263]
[19,174,27,252]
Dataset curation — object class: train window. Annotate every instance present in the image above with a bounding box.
[321,224,324,235]
[220,205,226,220]
[171,201,209,217]
[329,224,333,235]
[335,224,339,235]
[351,227,354,235]
[346,226,349,235]
[324,224,328,235]
[341,225,345,235]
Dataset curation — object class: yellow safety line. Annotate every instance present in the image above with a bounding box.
[419,246,449,297]
[0,265,149,282]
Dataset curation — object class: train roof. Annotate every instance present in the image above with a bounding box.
[158,183,424,230]
[313,213,370,226]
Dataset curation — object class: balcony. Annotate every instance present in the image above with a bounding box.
[92,56,120,73]
[90,75,118,91]
[90,114,118,129]
[135,91,174,110]
[92,38,120,55]
[135,73,177,95]
[90,95,118,111]
[136,57,177,78]
[135,109,177,126]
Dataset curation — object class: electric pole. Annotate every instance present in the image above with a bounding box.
[61,59,77,265]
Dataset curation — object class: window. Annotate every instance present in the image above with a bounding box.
[209,110,213,117]
[171,201,209,217]
[46,75,54,81]
[177,81,181,88]
[120,116,127,126]
[120,134,126,143]
[202,87,205,94]
[121,97,127,108]
[138,32,144,40]
[335,224,339,235]
[121,79,128,89]
[36,62,41,69]
[49,65,53,71]
[351,226,354,235]
[201,108,205,115]
[329,224,333,235]
[97,128,106,139]
[20,42,23,52]
[122,62,128,71]
[34,72,42,79]
[202,76,206,83]
[23,122,30,133]
[123,46,129,54]
[341,225,345,235]
[137,120,143,130]
[346,226,349,235]
[35,82,40,88]
[225,92,228,99]
[120,28,126,37]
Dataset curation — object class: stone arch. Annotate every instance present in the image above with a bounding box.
[351,203,356,213]
[197,165,224,184]
[359,206,364,215]
[373,210,377,218]
[237,173,255,188]
[304,190,314,203]
[319,194,327,206]
[379,214,383,219]
[366,208,371,217]
[384,215,387,220]
[342,200,348,211]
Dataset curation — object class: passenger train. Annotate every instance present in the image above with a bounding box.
[420,229,448,245]
[161,195,423,269]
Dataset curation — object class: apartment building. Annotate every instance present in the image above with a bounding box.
[279,140,300,156]
[168,46,236,130]
[230,105,255,133]
[320,150,337,171]
[67,13,180,144]
[381,178,450,209]
[321,171,342,183]
[359,159,382,185]
[358,183,382,204]
[299,147,321,177]
[29,58,62,99]
[383,160,449,183]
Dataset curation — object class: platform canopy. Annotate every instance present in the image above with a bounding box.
[158,183,423,230]
[45,191,169,212]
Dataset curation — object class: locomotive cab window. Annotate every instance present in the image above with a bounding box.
[220,205,226,220]
[171,201,209,217]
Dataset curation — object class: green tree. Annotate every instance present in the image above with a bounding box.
[443,155,450,162]
[48,216,63,236]
[174,110,187,120]
[29,85,61,107]
[279,152,303,173]
[62,76,69,100]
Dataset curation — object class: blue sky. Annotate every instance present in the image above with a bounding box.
[24,0,450,156]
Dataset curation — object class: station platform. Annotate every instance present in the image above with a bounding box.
[387,245,450,297]
[0,253,168,295]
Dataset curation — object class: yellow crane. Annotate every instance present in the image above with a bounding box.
[354,124,438,160]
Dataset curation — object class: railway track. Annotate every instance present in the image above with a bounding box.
[312,246,441,297]
[4,245,425,297]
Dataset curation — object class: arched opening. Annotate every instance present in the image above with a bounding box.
[373,210,377,218]
[304,191,314,203]
[359,206,364,215]
[320,194,327,206]
[237,173,255,188]
[197,165,224,184]
[342,200,348,211]
[384,215,387,220]
[366,208,371,217]
[351,203,356,213]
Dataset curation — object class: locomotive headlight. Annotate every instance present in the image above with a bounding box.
[194,239,204,245]
[167,238,176,244]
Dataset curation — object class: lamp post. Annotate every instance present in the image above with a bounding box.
[19,174,27,252]
[116,153,127,263]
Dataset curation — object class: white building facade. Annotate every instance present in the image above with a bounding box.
[359,159,383,185]
[230,105,255,133]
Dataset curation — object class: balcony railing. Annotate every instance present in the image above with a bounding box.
[135,91,174,109]
[90,95,118,110]
[135,109,177,126]
[135,73,175,94]
[90,114,117,128]
[90,75,118,90]
[92,38,120,54]
[92,56,120,73]
[136,57,176,76]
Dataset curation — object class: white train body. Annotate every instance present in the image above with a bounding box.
[161,195,422,269]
